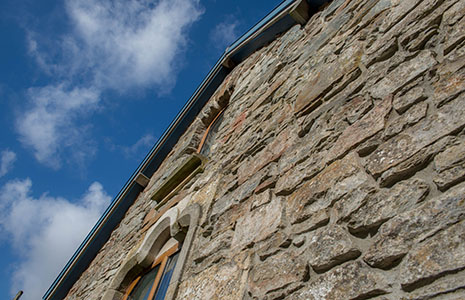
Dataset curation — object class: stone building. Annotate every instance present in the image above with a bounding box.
[44,0,465,299]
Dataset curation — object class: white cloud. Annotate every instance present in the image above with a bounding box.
[209,19,240,51]
[121,133,157,159]
[0,179,111,300]
[0,150,17,177]
[20,0,203,168]
[17,84,100,168]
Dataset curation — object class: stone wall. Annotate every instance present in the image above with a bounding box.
[65,0,465,299]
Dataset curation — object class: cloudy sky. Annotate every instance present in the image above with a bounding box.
[0,0,281,299]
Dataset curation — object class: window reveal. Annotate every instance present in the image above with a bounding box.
[198,107,226,156]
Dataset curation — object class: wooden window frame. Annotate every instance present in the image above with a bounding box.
[123,242,180,300]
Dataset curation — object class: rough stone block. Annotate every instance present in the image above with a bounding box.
[364,182,465,269]
[177,261,243,300]
[400,220,465,291]
[292,208,330,235]
[434,140,465,191]
[383,102,428,140]
[432,54,465,107]
[289,261,390,300]
[366,96,465,178]
[232,196,282,250]
[370,51,437,99]
[405,270,465,300]
[237,127,293,185]
[305,225,361,272]
[328,94,392,161]
[347,178,429,234]
[248,251,308,297]
[393,85,427,113]
[378,136,454,187]
[287,152,364,224]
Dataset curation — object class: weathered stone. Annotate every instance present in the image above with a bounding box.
[378,136,454,187]
[405,270,465,300]
[177,261,243,300]
[295,40,363,116]
[193,230,233,264]
[289,261,390,300]
[347,178,429,234]
[255,232,290,261]
[251,190,272,210]
[370,51,437,99]
[393,85,427,113]
[238,127,294,185]
[434,139,465,191]
[249,251,308,297]
[432,55,465,107]
[275,149,327,196]
[232,196,282,250]
[287,152,363,224]
[400,220,465,291]
[306,225,361,272]
[328,95,392,161]
[292,208,330,235]
[443,15,465,56]
[383,102,428,140]
[364,182,465,269]
[366,96,465,178]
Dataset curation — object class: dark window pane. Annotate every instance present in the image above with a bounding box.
[153,252,180,300]
[128,265,159,300]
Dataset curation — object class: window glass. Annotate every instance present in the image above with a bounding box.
[128,265,160,300]
[124,243,180,300]
[153,251,180,300]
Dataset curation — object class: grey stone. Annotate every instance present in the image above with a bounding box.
[393,85,427,113]
[434,140,465,191]
[370,51,437,99]
[366,96,465,178]
[305,225,361,272]
[289,261,390,300]
[364,182,465,269]
[248,251,308,297]
[328,95,392,161]
[232,196,282,250]
[400,220,465,291]
[405,270,465,300]
[383,102,428,140]
[347,178,429,234]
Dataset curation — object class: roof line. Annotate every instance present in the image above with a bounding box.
[43,1,325,299]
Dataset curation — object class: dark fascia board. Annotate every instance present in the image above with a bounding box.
[42,1,330,299]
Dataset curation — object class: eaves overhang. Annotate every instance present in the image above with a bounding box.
[42,0,330,299]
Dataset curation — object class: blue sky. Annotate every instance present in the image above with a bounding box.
[0,0,282,299]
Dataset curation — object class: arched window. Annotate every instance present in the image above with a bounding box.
[103,204,200,300]
[123,240,180,300]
